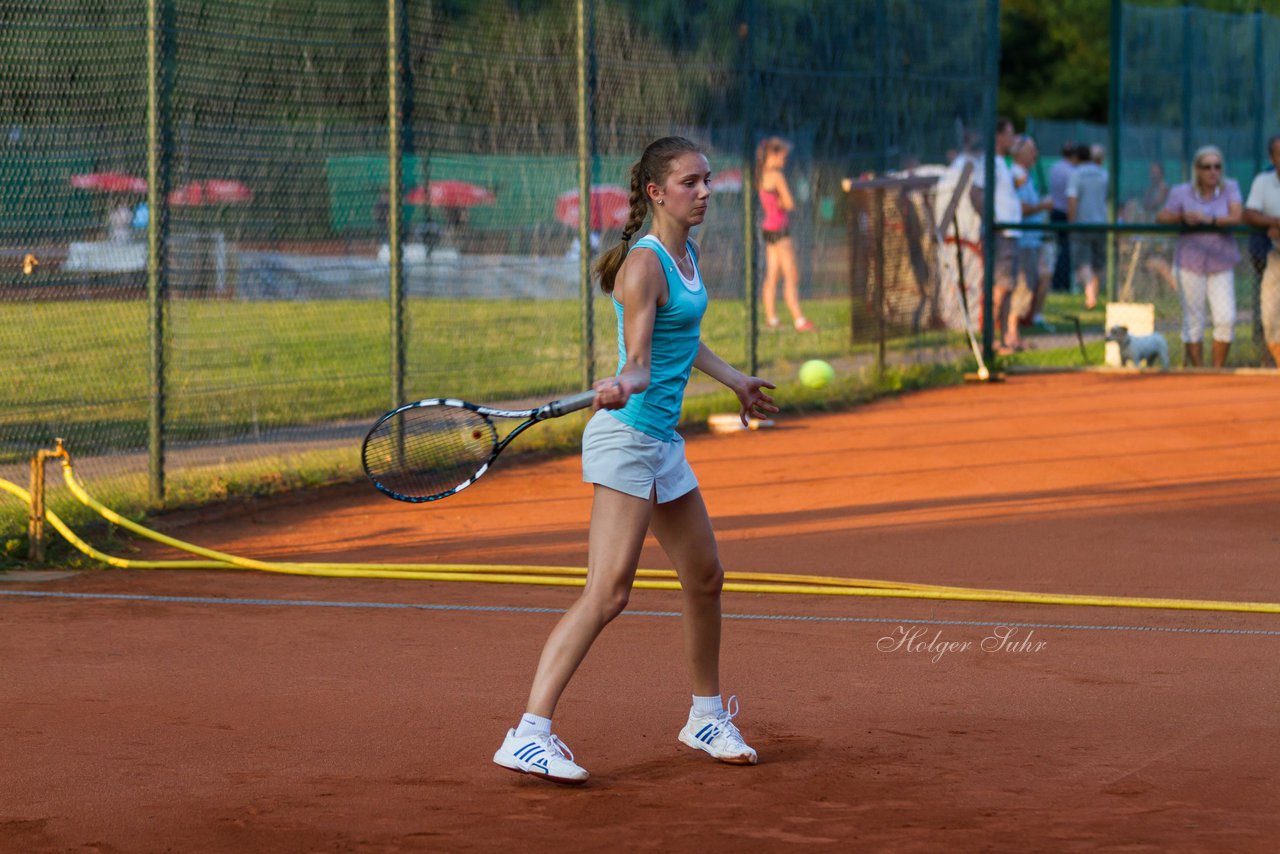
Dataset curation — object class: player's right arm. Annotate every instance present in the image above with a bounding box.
[592,249,664,411]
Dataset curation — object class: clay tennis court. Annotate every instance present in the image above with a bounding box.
[4,372,1279,851]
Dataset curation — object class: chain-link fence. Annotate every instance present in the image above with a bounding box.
[1016,3,1280,362]
[1,0,992,542]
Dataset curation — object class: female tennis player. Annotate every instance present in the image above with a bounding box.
[493,136,777,784]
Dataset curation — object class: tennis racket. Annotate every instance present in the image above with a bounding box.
[953,213,990,380]
[361,390,597,503]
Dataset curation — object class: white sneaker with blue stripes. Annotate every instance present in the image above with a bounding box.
[493,729,589,784]
[677,695,758,765]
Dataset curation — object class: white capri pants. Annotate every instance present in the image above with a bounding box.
[1174,266,1235,344]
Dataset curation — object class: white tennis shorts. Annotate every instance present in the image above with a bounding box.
[581,410,698,503]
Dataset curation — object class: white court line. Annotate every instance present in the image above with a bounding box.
[3,589,1279,637]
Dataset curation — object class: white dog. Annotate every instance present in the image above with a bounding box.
[1108,326,1169,370]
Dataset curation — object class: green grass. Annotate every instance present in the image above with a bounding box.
[1,295,957,459]
[0,288,967,564]
[10,287,1271,563]
[1009,292,1268,370]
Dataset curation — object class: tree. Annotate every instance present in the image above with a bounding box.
[1000,0,1280,125]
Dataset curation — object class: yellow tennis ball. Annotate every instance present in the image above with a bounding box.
[799,359,834,389]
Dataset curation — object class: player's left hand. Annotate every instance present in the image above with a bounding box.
[736,376,778,426]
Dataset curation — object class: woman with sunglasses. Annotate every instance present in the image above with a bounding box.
[1156,145,1243,367]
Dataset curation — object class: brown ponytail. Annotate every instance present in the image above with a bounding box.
[593,161,648,295]
[593,136,702,294]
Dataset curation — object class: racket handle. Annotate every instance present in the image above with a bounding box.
[538,389,597,419]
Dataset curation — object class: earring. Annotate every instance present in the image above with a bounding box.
[657,199,664,205]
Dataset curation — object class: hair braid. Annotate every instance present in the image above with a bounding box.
[619,161,649,243]
[592,136,703,294]
[594,160,647,294]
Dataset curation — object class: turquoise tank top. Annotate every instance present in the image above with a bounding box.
[608,235,708,441]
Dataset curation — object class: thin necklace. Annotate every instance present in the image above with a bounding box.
[660,238,689,266]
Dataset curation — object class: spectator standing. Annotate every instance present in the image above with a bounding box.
[1156,145,1243,368]
[970,117,1022,353]
[1067,144,1109,310]
[1242,135,1280,368]
[1048,141,1079,292]
[1011,135,1055,335]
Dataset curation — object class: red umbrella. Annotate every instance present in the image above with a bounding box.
[169,179,253,206]
[70,172,147,194]
[405,180,496,208]
[555,184,631,230]
[710,168,743,193]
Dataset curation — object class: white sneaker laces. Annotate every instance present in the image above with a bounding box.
[538,732,575,762]
[713,695,746,746]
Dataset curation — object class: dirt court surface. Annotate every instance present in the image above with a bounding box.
[3,372,1280,852]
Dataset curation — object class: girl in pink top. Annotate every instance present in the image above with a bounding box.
[756,137,813,331]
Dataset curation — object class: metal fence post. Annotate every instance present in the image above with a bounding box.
[980,0,999,365]
[1181,5,1193,180]
[387,0,407,412]
[874,0,890,175]
[740,0,758,376]
[1254,11,1266,180]
[874,187,886,378]
[1254,10,1268,353]
[1106,0,1122,303]
[146,0,174,506]
[577,0,596,389]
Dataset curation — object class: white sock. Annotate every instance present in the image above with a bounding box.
[691,694,723,718]
[514,712,552,737]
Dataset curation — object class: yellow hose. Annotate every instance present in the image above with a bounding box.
[0,476,228,569]
[0,452,1277,615]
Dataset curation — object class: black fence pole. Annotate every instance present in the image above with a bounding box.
[1106,0,1122,304]
[146,0,174,506]
[387,0,408,413]
[577,0,596,390]
[980,0,999,365]
[740,0,758,376]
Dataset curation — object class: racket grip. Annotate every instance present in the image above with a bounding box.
[540,389,597,419]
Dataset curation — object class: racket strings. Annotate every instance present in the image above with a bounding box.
[363,406,498,499]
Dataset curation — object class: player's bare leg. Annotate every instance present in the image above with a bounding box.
[651,487,723,697]
[652,487,757,765]
[523,485,652,717]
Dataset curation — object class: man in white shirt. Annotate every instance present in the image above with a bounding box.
[1242,135,1280,367]
[971,117,1023,352]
